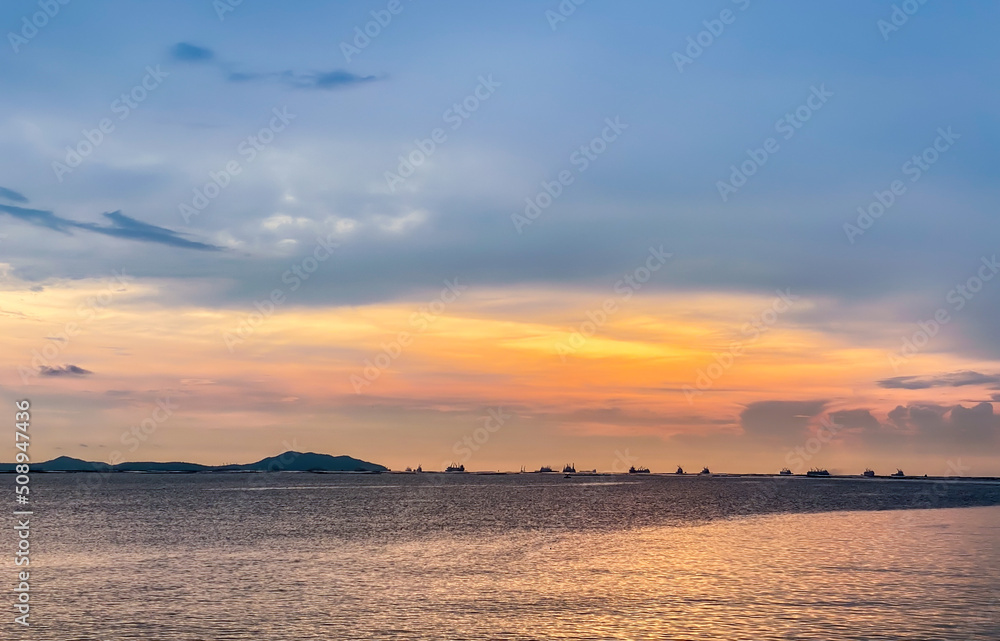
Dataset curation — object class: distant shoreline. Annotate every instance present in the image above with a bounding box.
[4,469,997,481]
[4,451,998,480]
[0,451,388,474]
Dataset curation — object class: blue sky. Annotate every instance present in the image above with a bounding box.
[2,0,999,472]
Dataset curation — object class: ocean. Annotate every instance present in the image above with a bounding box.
[10,473,1000,640]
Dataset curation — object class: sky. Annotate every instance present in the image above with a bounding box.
[1,0,999,474]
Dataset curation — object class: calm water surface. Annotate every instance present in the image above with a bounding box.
[12,473,1000,640]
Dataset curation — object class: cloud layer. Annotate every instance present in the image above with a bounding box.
[39,365,93,377]
[878,371,1000,390]
[1,202,220,250]
[170,41,378,90]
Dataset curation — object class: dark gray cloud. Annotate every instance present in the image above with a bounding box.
[950,402,999,444]
[885,402,999,447]
[878,371,1000,390]
[886,405,910,427]
[304,70,378,90]
[170,42,214,62]
[39,365,93,377]
[76,211,221,251]
[1,201,220,251]
[0,203,73,232]
[0,186,28,203]
[894,404,948,433]
[740,400,827,439]
[227,69,377,90]
[823,402,1000,453]
[171,41,377,91]
[829,408,880,431]
[715,400,1000,459]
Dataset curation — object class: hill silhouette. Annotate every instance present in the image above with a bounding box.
[0,451,387,473]
[239,452,387,472]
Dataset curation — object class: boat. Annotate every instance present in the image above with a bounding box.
[862,468,875,477]
[699,466,711,475]
[628,466,650,474]
[779,468,792,475]
[675,466,684,475]
[891,469,905,477]
[415,465,422,473]
[445,463,466,473]
[535,466,553,473]
[562,463,576,473]
[563,474,572,479]
[806,468,830,477]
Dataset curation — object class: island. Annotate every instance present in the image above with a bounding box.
[0,451,389,473]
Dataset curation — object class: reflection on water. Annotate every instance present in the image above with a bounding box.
[15,474,1000,639]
